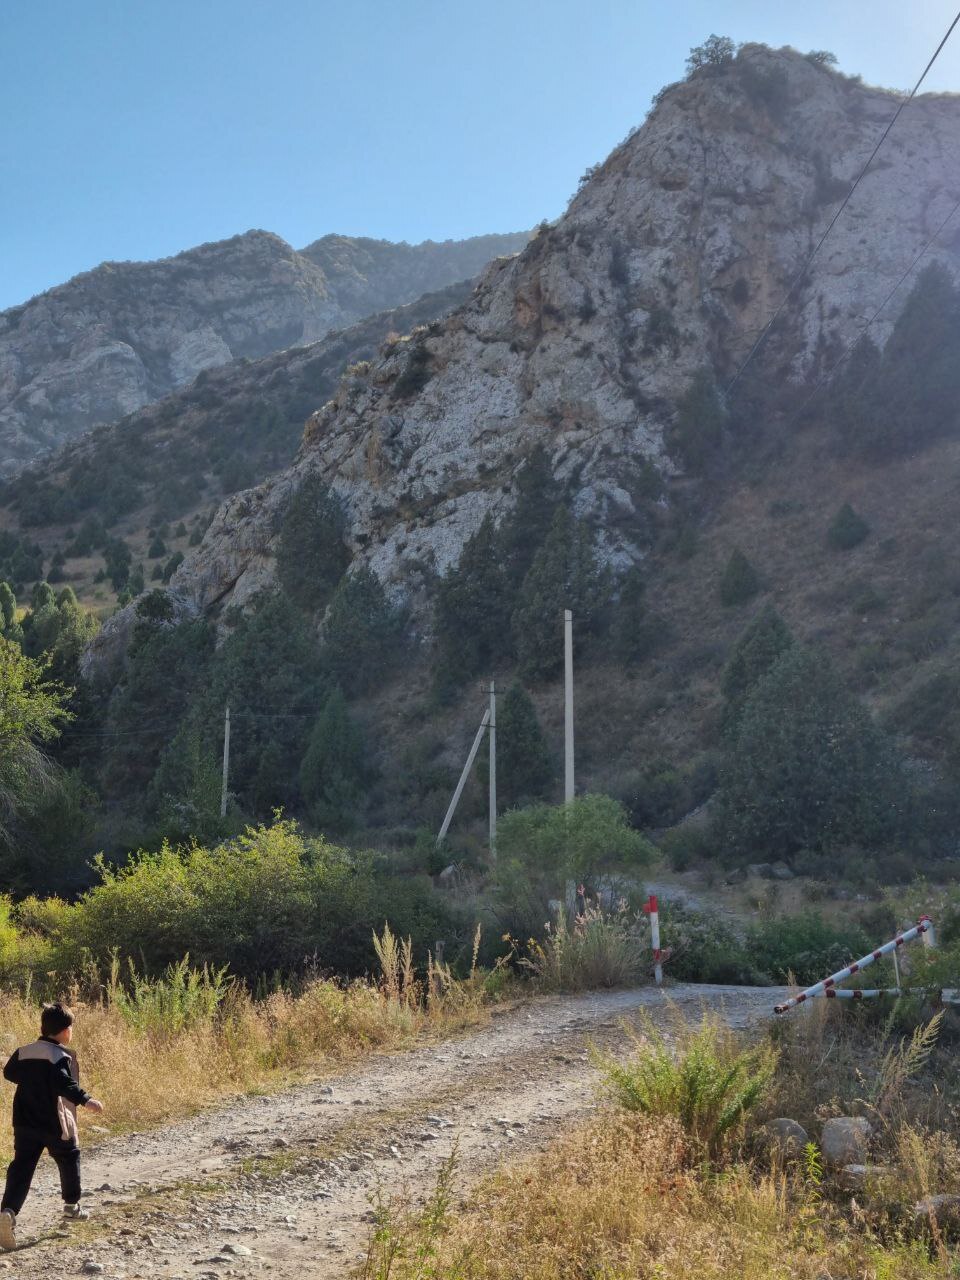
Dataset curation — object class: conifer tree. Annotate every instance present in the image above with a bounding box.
[484,683,553,810]
[433,515,514,689]
[720,606,795,734]
[299,687,369,833]
[322,567,405,696]
[276,473,350,613]
[512,507,609,680]
[715,645,906,858]
[718,549,760,606]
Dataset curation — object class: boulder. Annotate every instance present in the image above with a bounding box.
[820,1117,871,1168]
[762,1118,808,1160]
[747,863,774,879]
[913,1194,960,1228]
[770,862,795,880]
[838,1163,889,1192]
[724,867,747,885]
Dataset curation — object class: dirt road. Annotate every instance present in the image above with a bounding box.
[0,982,787,1278]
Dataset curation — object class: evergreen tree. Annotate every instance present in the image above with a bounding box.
[149,723,227,843]
[276,473,350,613]
[512,507,610,680]
[720,606,795,735]
[499,446,563,586]
[715,645,906,859]
[433,515,515,690]
[827,503,870,551]
[103,537,132,591]
[718,549,760,606]
[105,617,216,795]
[299,687,369,833]
[480,683,552,810]
[669,369,728,472]
[612,565,661,664]
[322,567,405,696]
[0,584,23,647]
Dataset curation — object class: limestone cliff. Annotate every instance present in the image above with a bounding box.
[0,230,528,475]
[87,46,960,671]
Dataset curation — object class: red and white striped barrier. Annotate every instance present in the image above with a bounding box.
[642,894,663,985]
[774,916,935,1015]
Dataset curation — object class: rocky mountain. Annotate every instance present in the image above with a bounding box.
[0,281,476,617]
[143,45,960,626]
[0,229,528,475]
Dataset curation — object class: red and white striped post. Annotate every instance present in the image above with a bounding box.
[643,894,663,986]
[774,916,935,1015]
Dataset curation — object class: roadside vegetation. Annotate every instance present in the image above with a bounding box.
[358,997,960,1279]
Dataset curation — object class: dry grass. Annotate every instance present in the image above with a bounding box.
[359,1006,960,1280]
[0,936,494,1162]
[359,1114,948,1279]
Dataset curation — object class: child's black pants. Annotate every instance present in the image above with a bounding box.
[1,1126,81,1214]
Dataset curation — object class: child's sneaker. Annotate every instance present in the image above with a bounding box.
[0,1209,15,1250]
[63,1203,89,1222]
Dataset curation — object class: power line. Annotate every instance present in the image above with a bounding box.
[725,9,960,398]
[796,193,960,418]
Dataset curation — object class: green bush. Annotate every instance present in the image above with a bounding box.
[657,902,756,983]
[745,911,871,985]
[596,1010,777,1165]
[827,503,870,551]
[36,819,458,982]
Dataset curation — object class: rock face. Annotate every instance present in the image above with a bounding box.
[300,233,531,324]
[93,47,960,654]
[0,230,529,475]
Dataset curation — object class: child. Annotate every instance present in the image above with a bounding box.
[0,1002,104,1251]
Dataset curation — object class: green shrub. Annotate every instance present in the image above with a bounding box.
[745,911,871,985]
[827,503,870,551]
[596,1010,777,1164]
[718,549,760,606]
[520,904,647,992]
[41,819,458,982]
[657,902,756,983]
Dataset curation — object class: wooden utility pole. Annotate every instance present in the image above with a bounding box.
[220,704,231,818]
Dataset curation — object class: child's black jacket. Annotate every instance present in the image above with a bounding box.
[3,1037,90,1141]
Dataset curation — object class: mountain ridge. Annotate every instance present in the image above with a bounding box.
[0,228,529,475]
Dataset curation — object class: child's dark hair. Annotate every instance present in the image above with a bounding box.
[40,1003,74,1038]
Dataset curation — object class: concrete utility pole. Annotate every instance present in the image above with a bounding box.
[564,609,575,804]
[437,709,491,847]
[220,704,231,819]
[488,680,497,861]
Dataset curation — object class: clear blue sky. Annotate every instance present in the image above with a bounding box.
[4,0,960,310]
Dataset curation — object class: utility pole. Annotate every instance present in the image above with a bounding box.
[488,680,497,861]
[564,609,574,804]
[220,703,231,819]
[437,709,490,847]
